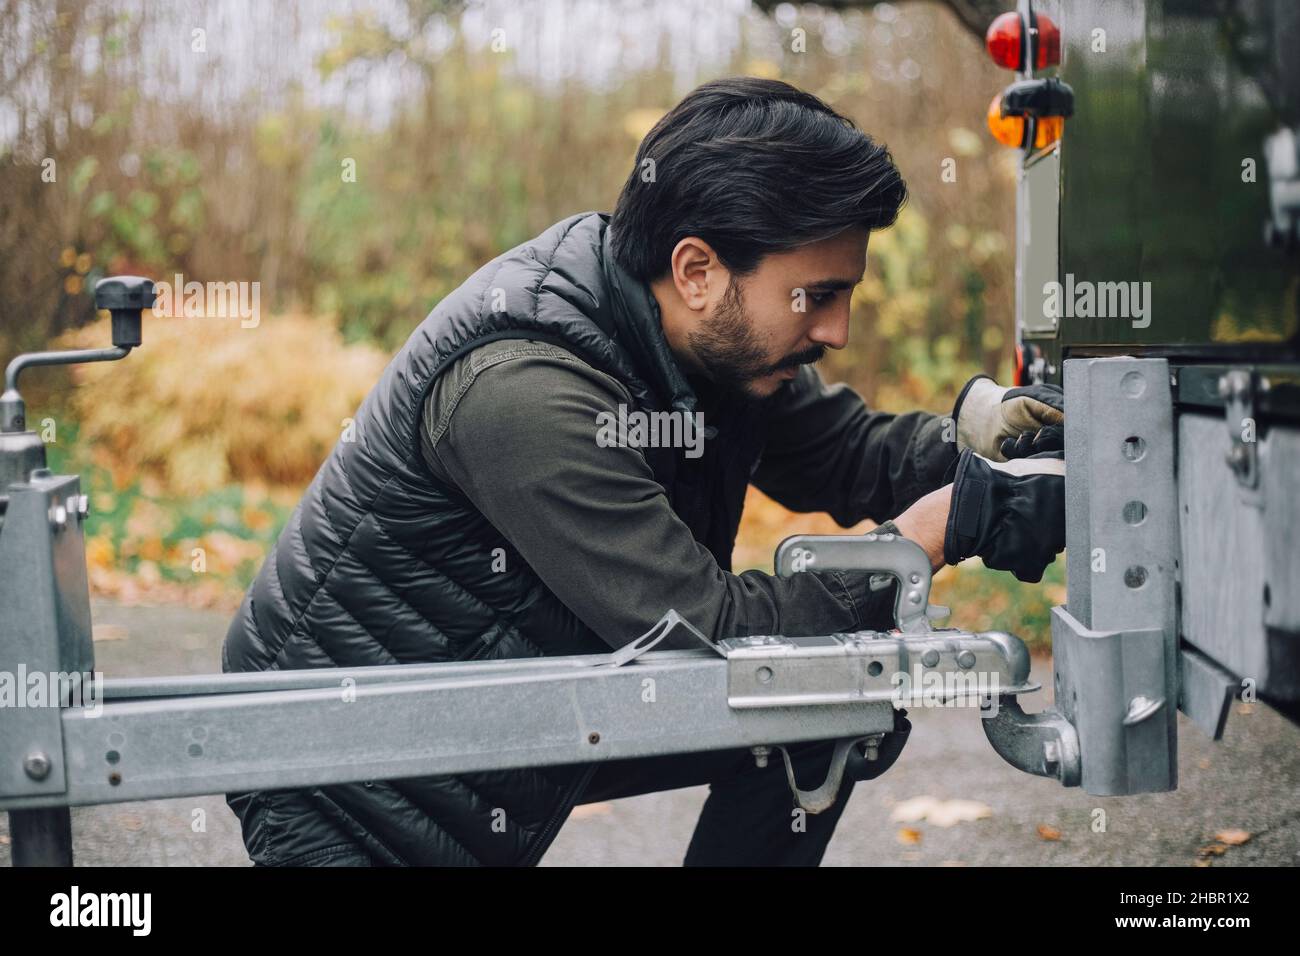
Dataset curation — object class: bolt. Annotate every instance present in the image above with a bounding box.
[76,494,89,519]
[587,732,600,745]
[921,649,940,668]
[909,572,921,585]
[1219,370,1250,401]
[907,590,922,605]
[1226,445,1249,472]
[957,650,977,669]
[49,503,67,531]
[23,752,51,781]
[752,745,771,769]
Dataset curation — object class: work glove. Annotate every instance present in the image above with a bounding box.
[999,422,1063,458]
[943,448,1065,584]
[953,374,1064,462]
[845,709,912,782]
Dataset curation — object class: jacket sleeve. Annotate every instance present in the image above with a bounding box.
[421,344,903,652]
[751,364,958,526]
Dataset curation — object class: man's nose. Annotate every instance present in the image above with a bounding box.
[806,304,850,350]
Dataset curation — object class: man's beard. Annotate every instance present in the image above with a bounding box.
[687,276,826,400]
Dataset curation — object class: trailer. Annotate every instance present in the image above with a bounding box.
[2,0,1297,865]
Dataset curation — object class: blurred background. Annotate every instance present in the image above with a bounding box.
[0,0,1063,645]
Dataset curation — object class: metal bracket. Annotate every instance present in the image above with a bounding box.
[1058,356,1180,795]
[1049,605,1173,794]
[0,472,94,803]
[1218,368,1262,493]
[1178,644,1237,741]
[774,735,873,814]
[600,609,724,667]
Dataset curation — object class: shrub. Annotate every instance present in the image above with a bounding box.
[54,311,388,497]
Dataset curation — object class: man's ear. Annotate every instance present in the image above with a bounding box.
[668,236,723,311]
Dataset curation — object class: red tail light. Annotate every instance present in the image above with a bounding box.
[985,12,1023,70]
[1035,14,1061,69]
[986,10,1060,71]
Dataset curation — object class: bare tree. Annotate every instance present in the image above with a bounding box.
[752,0,1004,41]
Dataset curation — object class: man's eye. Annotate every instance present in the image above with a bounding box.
[809,291,834,306]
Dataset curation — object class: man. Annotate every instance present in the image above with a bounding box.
[222,77,1065,866]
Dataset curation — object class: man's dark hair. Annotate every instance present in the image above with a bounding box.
[610,76,908,281]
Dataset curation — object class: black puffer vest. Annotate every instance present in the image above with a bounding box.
[221,212,770,865]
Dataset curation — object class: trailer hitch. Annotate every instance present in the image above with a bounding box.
[603,532,1059,813]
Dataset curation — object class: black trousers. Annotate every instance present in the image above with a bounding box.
[573,739,852,866]
[569,709,912,867]
[250,712,910,867]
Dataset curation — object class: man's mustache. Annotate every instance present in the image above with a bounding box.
[765,345,826,374]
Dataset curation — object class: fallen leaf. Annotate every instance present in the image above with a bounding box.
[1237,703,1255,716]
[1196,843,1228,858]
[569,803,612,820]
[939,860,967,867]
[1214,829,1251,846]
[118,813,144,831]
[92,625,130,642]
[897,827,922,845]
[1037,824,1062,841]
[1197,758,1211,770]
[0,835,9,845]
[889,795,938,823]
[890,795,993,828]
[927,799,993,828]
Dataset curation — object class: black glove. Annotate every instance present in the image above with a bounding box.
[943,448,1065,583]
[953,374,1065,462]
[999,422,1063,458]
[845,708,912,782]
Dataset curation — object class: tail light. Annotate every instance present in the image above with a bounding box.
[984,6,1073,152]
[985,12,1023,70]
[1036,15,1061,69]
[986,93,1067,149]
[1033,114,1064,148]
[984,10,1060,72]
[987,92,1026,148]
